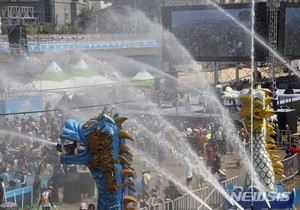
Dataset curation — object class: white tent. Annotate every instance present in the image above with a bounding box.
[132,71,154,81]
[45,61,63,73]
[28,61,74,90]
[72,58,90,70]
[69,59,117,87]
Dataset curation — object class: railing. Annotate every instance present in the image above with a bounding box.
[140,176,239,210]
[281,152,299,181]
[26,33,161,44]
[5,180,48,209]
[26,33,160,52]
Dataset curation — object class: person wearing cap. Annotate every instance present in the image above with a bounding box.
[38,186,54,210]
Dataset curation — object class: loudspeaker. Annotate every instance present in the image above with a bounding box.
[276,109,297,134]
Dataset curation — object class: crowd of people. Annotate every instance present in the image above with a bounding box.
[0,104,97,209]
[0,90,298,210]
[125,113,256,208]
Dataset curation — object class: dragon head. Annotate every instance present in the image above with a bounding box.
[238,87,275,133]
[57,108,137,209]
[57,118,91,165]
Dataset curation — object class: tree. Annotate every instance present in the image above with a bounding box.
[78,7,93,32]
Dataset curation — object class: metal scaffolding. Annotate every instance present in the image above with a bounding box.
[1,6,38,26]
[267,0,280,88]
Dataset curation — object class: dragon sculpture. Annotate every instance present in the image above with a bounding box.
[56,108,137,210]
[223,86,295,209]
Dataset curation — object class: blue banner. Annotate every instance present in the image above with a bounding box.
[3,96,43,114]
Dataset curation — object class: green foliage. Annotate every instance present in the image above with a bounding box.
[35,23,82,34]
[40,23,55,34]
[25,25,38,34]
[78,7,93,32]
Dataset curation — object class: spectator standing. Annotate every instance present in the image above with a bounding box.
[289,144,299,155]
[186,162,193,190]
[141,170,151,200]
[196,156,204,189]
[272,87,278,110]
[79,166,90,203]
[38,186,54,210]
[174,91,180,114]
[164,181,182,201]
[20,170,27,187]
[154,174,163,197]
[41,161,52,177]
[33,171,42,205]
[0,176,5,205]
[50,163,65,205]
[185,92,191,113]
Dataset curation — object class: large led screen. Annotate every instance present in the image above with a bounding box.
[162,3,268,62]
[284,4,300,58]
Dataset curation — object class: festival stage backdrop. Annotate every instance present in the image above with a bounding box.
[162,3,269,62]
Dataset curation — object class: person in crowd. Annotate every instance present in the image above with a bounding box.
[141,170,151,200]
[205,143,215,167]
[88,203,96,210]
[197,130,205,155]
[38,186,54,210]
[0,176,5,205]
[33,171,42,205]
[149,188,163,206]
[211,153,221,175]
[154,174,163,197]
[174,91,180,114]
[289,144,299,155]
[196,155,204,189]
[185,92,191,113]
[157,147,166,168]
[284,149,293,159]
[41,161,52,177]
[49,163,65,205]
[164,181,182,201]
[20,170,27,187]
[79,166,90,203]
[217,169,227,184]
[138,195,150,208]
[80,202,88,210]
[272,87,278,110]
[186,162,193,190]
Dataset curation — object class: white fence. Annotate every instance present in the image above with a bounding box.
[281,152,299,181]
[139,176,239,210]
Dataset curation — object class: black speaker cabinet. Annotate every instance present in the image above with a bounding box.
[276,109,297,134]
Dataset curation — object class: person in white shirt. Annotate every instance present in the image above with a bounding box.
[38,186,54,210]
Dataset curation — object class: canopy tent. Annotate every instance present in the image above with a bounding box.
[132,70,154,81]
[69,59,117,87]
[28,61,74,90]
[24,61,75,108]
[72,58,90,70]
[131,69,154,87]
